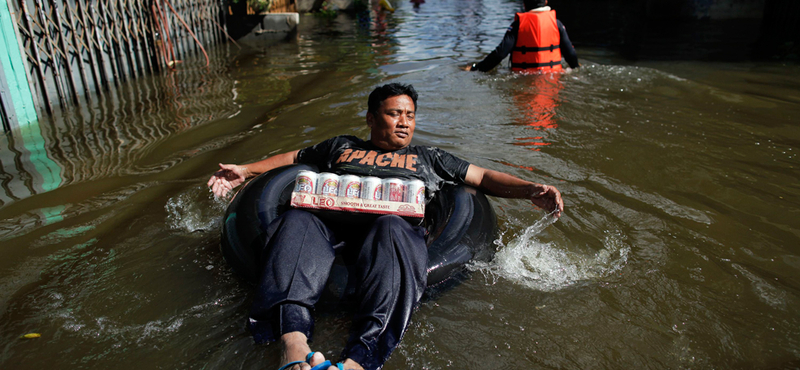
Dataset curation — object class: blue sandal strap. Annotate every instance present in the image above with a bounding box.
[278,360,304,370]
[310,360,332,370]
[278,352,330,370]
[336,363,345,370]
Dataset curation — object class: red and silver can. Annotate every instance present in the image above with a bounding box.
[294,170,318,194]
[382,178,405,202]
[361,177,383,201]
[339,175,361,198]
[318,173,340,196]
[405,179,425,204]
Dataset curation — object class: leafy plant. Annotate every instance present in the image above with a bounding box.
[232,0,272,12]
[316,1,337,18]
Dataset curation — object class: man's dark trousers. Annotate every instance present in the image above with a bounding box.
[248,209,428,370]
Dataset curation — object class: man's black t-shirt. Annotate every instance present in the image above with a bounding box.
[297,135,470,201]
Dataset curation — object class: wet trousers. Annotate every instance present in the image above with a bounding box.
[248,209,428,370]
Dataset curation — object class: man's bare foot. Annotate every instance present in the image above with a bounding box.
[280,332,327,370]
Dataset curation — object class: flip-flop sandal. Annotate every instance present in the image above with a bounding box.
[278,352,332,370]
[310,361,333,370]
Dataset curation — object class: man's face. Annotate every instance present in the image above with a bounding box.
[367,94,416,151]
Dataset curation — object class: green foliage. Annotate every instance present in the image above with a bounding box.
[232,0,272,12]
[316,1,337,18]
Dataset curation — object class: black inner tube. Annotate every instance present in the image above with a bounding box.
[220,164,498,296]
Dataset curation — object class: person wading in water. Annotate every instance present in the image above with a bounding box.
[464,0,579,72]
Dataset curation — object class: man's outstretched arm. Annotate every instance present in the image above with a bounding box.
[207,150,299,197]
[464,164,563,217]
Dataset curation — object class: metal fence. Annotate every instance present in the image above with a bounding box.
[2,0,227,124]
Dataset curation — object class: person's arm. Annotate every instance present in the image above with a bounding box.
[557,20,579,69]
[207,150,299,197]
[468,20,519,72]
[464,164,563,217]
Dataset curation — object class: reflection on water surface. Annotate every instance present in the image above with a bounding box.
[2,1,799,369]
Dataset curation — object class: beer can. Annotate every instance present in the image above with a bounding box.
[405,179,426,204]
[318,173,340,196]
[361,177,383,201]
[294,170,318,194]
[339,175,361,198]
[382,178,406,202]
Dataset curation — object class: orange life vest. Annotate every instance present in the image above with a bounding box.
[511,10,563,72]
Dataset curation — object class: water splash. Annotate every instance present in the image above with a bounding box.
[470,212,630,292]
[165,185,228,233]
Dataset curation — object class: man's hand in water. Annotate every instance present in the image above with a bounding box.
[465,165,564,218]
[207,163,250,197]
[530,184,563,218]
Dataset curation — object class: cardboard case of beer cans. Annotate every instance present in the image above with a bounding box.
[290,171,425,219]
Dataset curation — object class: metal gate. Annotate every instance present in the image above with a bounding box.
[1,0,227,129]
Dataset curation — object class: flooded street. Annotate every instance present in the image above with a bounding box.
[2,0,799,368]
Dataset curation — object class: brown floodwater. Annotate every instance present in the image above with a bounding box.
[2,1,799,369]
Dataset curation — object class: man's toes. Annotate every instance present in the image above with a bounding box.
[307,351,326,367]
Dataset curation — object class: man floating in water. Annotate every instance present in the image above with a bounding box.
[465,0,579,72]
[208,83,563,370]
